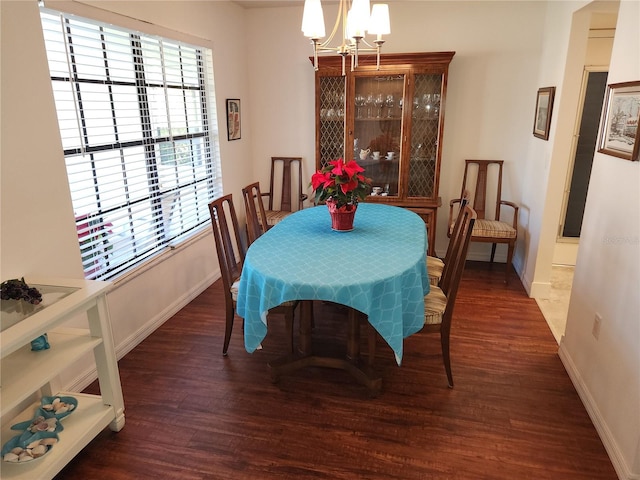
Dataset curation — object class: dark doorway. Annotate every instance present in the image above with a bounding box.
[562,70,608,238]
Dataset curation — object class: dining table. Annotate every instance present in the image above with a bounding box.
[236,202,430,395]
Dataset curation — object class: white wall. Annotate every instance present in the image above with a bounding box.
[1,1,83,281]
[559,1,640,477]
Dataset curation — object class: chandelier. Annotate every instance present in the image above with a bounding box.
[302,0,390,74]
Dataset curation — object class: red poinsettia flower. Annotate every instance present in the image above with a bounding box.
[311,171,329,190]
[310,158,371,208]
[342,159,365,177]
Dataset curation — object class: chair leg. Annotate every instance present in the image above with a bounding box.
[222,310,234,356]
[505,241,515,284]
[441,329,453,388]
[310,301,315,329]
[286,308,295,354]
[490,243,497,263]
[368,323,377,367]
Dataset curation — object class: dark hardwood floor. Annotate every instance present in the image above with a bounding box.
[55,262,617,479]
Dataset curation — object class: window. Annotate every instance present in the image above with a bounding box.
[40,8,222,280]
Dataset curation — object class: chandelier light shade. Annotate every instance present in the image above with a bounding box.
[301,0,325,39]
[302,0,391,74]
[369,4,390,37]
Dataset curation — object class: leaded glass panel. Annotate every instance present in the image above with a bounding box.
[408,74,442,198]
[319,76,345,168]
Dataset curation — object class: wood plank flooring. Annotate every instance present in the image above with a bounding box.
[55,261,617,479]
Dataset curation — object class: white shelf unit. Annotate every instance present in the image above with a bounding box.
[0,277,125,479]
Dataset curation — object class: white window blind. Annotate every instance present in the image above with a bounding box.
[40,8,222,280]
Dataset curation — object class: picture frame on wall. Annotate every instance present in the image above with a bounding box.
[598,81,640,162]
[533,87,555,140]
[226,99,241,141]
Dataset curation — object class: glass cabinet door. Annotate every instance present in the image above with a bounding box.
[408,73,443,199]
[319,75,346,168]
[353,74,405,197]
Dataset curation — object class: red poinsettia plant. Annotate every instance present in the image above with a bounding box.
[311,158,372,209]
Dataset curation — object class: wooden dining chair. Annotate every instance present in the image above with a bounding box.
[449,160,518,283]
[243,182,317,331]
[242,182,269,246]
[208,194,296,355]
[427,193,469,286]
[263,157,308,226]
[423,204,476,387]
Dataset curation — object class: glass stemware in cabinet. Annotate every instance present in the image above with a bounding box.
[355,94,366,119]
[422,94,432,118]
[374,93,385,118]
[385,94,395,118]
[365,94,374,118]
[432,94,441,119]
[412,96,420,119]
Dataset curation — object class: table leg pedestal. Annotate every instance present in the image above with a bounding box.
[268,355,382,396]
[267,301,382,396]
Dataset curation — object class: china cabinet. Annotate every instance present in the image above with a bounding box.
[312,52,455,255]
[1,277,124,479]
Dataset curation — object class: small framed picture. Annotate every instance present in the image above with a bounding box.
[226,99,241,141]
[533,87,556,140]
[598,81,640,161]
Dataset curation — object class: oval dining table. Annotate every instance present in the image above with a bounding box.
[236,202,430,395]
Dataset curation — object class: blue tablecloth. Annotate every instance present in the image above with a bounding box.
[236,203,430,364]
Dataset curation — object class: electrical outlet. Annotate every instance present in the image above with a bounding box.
[592,313,602,339]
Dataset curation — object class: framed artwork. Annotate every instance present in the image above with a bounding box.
[226,99,241,141]
[598,81,640,161]
[533,87,556,140]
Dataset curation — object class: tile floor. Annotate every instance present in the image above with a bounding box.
[535,265,575,344]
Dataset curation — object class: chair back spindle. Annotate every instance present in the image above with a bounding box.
[242,182,269,246]
[442,205,476,307]
[264,157,308,226]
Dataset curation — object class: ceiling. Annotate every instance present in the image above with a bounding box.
[231,0,304,8]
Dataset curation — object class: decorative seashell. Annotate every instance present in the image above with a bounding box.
[31,444,47,457]
[52,398,61,407]
[4,452,20,462]
[40,437,58,446]
[30,416,57,432]
[18,450,33,461]
[27,439,42,449]
[10,447,23,455]
[56,405,69,414]
[42,403,54,411]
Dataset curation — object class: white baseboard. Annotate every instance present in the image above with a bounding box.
[558,342,638,480]
[529,280,552,299]
[65,270,220,393]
